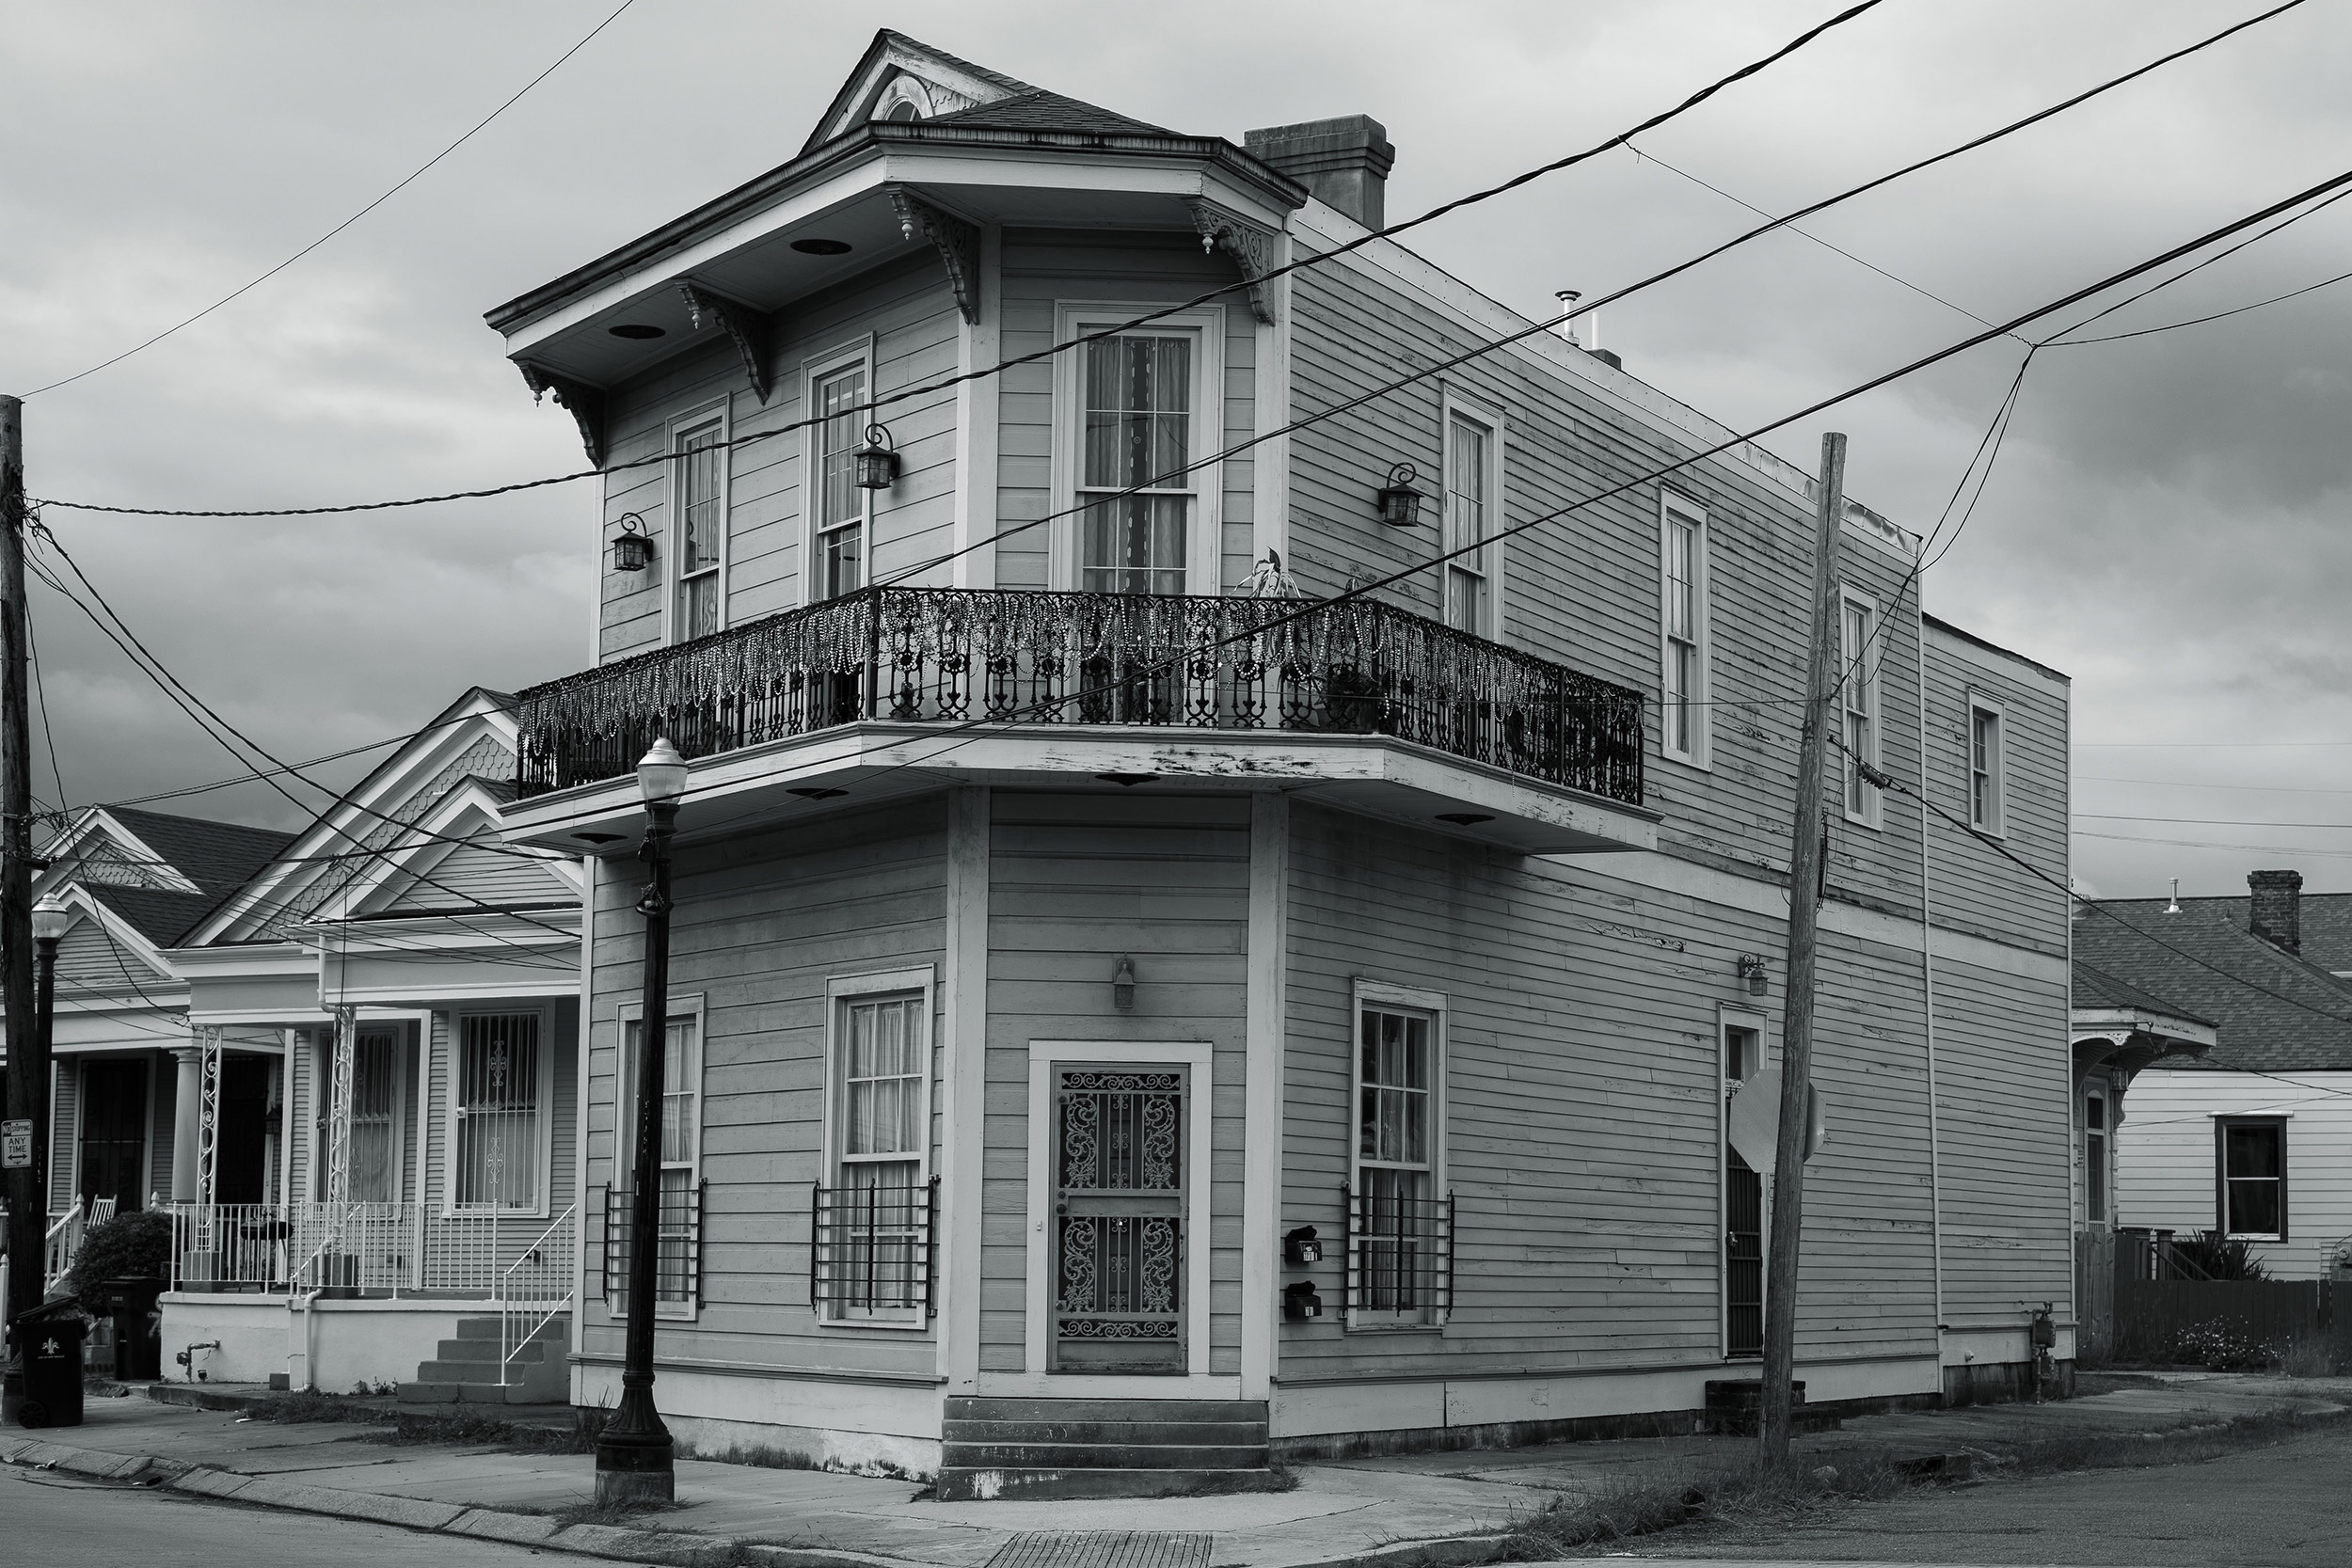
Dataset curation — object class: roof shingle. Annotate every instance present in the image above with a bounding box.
[2074,898,2352,1071]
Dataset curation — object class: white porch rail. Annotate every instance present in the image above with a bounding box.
[169,1202,576,1303]
[497,1203,575,1386]
[44,1197,87,1291]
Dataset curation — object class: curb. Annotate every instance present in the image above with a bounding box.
[3,1433,917,1568]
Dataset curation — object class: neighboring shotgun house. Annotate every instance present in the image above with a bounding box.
[487,31,2078,1492]
[2097,872,2352,1281]
[151,689,589,1399]
[19,807,294,1294]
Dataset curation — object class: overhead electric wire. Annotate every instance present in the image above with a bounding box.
[24,0,641,398]
[33,0,2304,522]
[2078,775,2352,796]
[2043,261,2352,346]
[2041,183,2352,347]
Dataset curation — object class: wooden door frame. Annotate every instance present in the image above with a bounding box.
[1015,1039,1221,1398]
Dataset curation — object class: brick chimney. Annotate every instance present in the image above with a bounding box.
[2249,868,2303,952]
[1244,116,1395,230]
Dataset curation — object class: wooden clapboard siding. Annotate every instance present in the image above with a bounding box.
[979,790,1253,1374]
[1280,803,1937,1380]
[389,842,574,912]
[1280,245,1927,916]
[422,1013,448,1211]
[56,920,161,987]
[1920,624,2069,955]
[992,230,1257,594]
[580,800,946,1378]
[49,1057,79,1203]
[1931,957,2074,1323]
[2117,1068,2352,1281]
[595,255,961,663]
[149,1054,176,1202]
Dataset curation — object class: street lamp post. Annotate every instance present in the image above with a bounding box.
[3,895,67,1426]
[596,739,689,1505]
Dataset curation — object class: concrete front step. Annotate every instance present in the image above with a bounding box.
[450,1315,567,1342]
[945,1397,1264,1422]
[942,1443,1269,1470]
[428,1338,554,1365]
[934,1465,1284,1502]
[944,1418,1268,1446]
[397,1380,547,1406]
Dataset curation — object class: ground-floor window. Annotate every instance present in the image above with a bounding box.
[617,1009,701,1315]
[455,1012,543,1211]
[1723,1017,1765,1357]
[1349,985,1449,1328]
[818,978,934,1324]
[2217,1117,2285,1240]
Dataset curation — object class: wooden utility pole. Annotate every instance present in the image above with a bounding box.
[1760,430,1845,1464]
[2,393,39,1421]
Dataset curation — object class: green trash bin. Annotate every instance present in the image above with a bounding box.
[103,1277,165,1383]
[12,1298,88,1429]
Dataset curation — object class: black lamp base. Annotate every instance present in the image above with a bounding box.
[594,1384,675,1506]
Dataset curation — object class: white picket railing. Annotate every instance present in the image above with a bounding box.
[44,1198,87,1291]
[168,1202,576,1302]
[497,1203,576,1386]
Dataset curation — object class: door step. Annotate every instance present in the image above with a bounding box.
[937,1398,1275,1501]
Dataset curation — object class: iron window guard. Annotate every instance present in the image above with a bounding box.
[600,1180,705,1311]
[1342,1181,1454,1317]
[810,1176,939,1318]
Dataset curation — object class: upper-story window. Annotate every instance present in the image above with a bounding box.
[1660,494,1709,766]
[1442,408,1498,637]
[674,421,724,640]
[1081,334,1194,595]
[812,360,869,600]
[1968,697,2006,835]
[1839,590,1881,827]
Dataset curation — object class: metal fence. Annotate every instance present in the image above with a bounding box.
[167,1201,574,1300]
[515,588,1646,805]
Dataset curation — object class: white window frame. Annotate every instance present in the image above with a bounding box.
[2083,1084,2108,1227]
[664,399,730,644]
[1049,302,1225,595]
[1717,1005,1769,1361]
[818,966,937,1330]
[802,339,877,606]
[1439,391,1507,640]
[1348,979,1448,1333]
[2217,1115,2288,1243]
[443,1006,558,1219]
[310,1014,424,1208]
[614,994,706,1321]
[1967,693,2007,838]
[1838,585,1883,829]
[1659,490,1711,768]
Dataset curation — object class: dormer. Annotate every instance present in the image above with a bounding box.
[802,30,1032,147]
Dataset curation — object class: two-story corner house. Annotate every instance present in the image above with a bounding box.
[485,33,2077,1493]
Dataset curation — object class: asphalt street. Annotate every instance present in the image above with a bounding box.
[6,1465,570,1567]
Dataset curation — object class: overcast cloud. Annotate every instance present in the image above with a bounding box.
[5,0,2350,897]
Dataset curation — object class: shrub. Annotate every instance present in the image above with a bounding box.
[63,1210,174,1314]
[2170,1319,2267,1370]
[2170,1231,2269,1281]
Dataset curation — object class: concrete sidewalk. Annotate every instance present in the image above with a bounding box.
[4,1374,2344,1568]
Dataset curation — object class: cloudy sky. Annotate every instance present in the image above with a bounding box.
[5,0,2349,897]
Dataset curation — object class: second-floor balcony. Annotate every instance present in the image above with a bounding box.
[516,588,1645,806]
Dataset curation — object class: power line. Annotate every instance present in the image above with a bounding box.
[2044,261,2352,347]
[2079,812,2352,830]
[2041,184,2352,347]
[2079,775,2352,796]
[24,1,640,398]
[32,0,2301,522]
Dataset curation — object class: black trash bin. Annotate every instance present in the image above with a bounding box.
[103,1277,165,1383]
[12,1299,88,1429]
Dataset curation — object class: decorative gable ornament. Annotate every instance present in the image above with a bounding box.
[1185,198,1279,325]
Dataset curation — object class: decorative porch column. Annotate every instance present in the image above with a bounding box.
[167,1044,200,1202]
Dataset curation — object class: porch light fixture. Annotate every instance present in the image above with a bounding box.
[1112,955,1136,1012]
[1376,462,1424,527]
[1284,1226,1322,1265]
[599,737,689,1506]
[611,513,653,574]
[853,424,899,490]
[1738,953,1768,997]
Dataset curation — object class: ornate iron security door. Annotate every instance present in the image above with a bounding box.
[1053,1067,1185,1372]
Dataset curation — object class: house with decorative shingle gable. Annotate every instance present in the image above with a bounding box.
[486,30,2080,1493]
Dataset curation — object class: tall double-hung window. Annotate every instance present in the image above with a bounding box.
[818,974,932,1323]
[1839,591,1881,825]
[1349,985,1448,1327]
[1661,494,1709,764]
[2217,1117,2285,1241]
[1968,698,2006,835]
[814,364,868,599]
[1442,410,1497,636]
[619,1008,702,1315]
[453,1012,543,1212]
[673,422,724,640]
[1081,334,1194,595]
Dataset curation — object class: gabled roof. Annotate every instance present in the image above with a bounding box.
[2074,897,2352,1072]
[2142,891,2352,978]
[801,29,1035,153]
[925,89,1173,138]
[39,805,295,947]
[2073,958,2217,1027]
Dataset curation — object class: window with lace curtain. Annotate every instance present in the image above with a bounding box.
[672,419,725,640]
[820,970,933,1324]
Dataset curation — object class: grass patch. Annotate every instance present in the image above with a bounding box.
[358,1405,602,1453]
[243,1390,381,1425]
[549,1496,688,1529]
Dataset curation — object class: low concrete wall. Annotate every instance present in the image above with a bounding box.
[159,1294,485,1392]
[572,1360,941,1479]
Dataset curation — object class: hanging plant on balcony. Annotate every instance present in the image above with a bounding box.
[65,1209,174,1314]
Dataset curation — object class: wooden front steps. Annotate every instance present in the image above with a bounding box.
[936,1397,1277,1500]
[398,1314,570,1406]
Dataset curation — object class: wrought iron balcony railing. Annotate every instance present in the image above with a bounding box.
[514,588,1645,805]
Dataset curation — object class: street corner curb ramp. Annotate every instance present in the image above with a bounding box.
[0,1433,917,1568]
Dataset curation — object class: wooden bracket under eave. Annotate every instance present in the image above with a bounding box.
[1185,198,1278,325]
[518,363,608,467]
[677,283,777,404]
[884,184,981,325]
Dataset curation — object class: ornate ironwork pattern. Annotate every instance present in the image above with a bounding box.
[810,1176,938,1316]
[514,589,1646,804]
[1055,1069,1184,1350]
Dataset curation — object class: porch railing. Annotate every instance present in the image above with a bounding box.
[811,1177,938,1319]
[515,588,1645,805]
[44,1197,87,1292]
[498,1203,576,1386]
[167,1202,576,1300]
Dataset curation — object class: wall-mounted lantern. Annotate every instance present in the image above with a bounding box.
[1284,1226,1322,1265]
[1737,953,1769,997]
[1376,462,1424,527]
[611,512,653,573]
[1112,954,1136,1012]
[1282,1280,1324,1322]
[853,424,900,490]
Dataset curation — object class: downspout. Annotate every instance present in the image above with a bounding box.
[1915,581,1946,1366]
